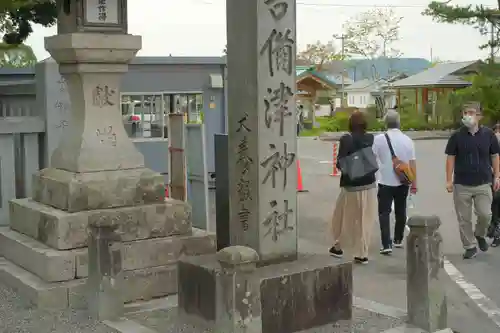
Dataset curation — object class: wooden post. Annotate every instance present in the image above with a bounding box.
[168,113,186,201]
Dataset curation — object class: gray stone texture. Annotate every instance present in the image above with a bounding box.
[32,168,165,213]
[226,0,298,262]
[87,222,124,320]
[406,215,447,332]
[10,198,191,250]
[178,253,352,333]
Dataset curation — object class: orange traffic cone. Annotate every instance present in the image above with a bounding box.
[297,159,308,193]
[330,142,341,177]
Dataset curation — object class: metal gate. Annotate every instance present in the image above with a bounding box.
[185,123,210,230]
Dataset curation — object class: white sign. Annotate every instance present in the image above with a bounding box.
[85,0,119,25]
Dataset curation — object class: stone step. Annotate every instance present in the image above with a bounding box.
[75,228,216,277]
[0,227,78,282]
[0,226,215,282]
[0,257,74,309]
[10,198,192,250]
[0,256,182,309]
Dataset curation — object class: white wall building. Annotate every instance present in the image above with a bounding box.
[345,79,396,110]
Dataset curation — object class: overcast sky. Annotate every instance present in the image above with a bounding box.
[27,0,494,62]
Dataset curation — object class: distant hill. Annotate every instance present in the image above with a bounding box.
[345,58,431,81]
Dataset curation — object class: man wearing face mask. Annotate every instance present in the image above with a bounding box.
[445,102,500,259]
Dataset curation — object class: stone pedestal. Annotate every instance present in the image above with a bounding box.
[406,215,447,332]
[0,32,216,309]
[178,247,352,333]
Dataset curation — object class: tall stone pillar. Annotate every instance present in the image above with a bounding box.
[177,1,352,332]
[0,0,215,310]
[227,0,298,263]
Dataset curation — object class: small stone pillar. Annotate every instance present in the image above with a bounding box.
[215,246,260,333]
[87,216,124,320]
[406,215,447,332]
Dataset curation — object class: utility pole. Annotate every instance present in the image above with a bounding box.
[336,34,346,107]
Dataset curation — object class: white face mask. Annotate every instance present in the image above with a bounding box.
[462,115,476,128]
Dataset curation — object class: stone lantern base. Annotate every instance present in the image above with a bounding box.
[0,33,216,309]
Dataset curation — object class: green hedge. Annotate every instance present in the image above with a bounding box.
[321,111,457,132]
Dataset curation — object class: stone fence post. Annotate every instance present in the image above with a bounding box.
[406,215,447,332]
[215,246,260,333]
[87,216,124,320]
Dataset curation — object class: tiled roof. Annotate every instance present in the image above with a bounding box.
[390,61,480,88]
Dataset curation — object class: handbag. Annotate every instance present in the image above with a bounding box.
[384,133,415,185]
[338,136,378,180]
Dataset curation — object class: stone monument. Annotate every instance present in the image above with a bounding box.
[0,0,215,309]
[177,0,352,332]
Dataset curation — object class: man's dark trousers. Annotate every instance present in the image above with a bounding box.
[378,183,410,248]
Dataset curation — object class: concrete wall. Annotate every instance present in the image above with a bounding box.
[346,91,375,108]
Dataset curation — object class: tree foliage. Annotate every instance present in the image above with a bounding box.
[337,8,403,60]
[296,40,343,70]
[451,63,500,123]
[0,0,57,45]
[423,1,500,53]
[0,42,36,67]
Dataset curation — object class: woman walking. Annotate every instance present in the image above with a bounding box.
[329,111,378,264]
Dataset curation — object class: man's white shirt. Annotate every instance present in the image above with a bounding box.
[373,129,416,186]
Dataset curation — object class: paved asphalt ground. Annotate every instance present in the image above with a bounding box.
[297,137,500,333]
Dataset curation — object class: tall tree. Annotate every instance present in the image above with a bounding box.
[296,40,343,70]
[423,1,500,62]
[0,43,37,67]
[337,8,403,60]
[0,0,57,45]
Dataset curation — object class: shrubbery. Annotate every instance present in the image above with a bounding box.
[321,110,457,132]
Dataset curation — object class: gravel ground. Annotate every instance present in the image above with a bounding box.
[0,283,116,333]
[127,306,404,333]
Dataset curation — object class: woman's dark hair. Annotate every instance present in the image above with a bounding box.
[348,111,367,133]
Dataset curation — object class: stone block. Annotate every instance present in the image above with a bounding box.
[0,227,76,282]
[178,253,352,333]
[32,167,165,213]
[10,198,192,250]
[75,228,216,278]
[71,264,178,304]
[0,257,70,309]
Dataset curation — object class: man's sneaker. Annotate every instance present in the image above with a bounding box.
[492,237,500,247]
[476,236,489,252]
[380,247,393,255]
[354,257,368,265]
[463,247,477,259]
[393,240,404,248]
[329,246,343,258]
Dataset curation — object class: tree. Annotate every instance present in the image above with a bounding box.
[451,63,500,123]
[296,40,343,70]
[0,0,57,45]
[0,43,37,67]
[337,8,403,60]
[423,1,500,62]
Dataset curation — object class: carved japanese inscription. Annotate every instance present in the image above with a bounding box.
[258,0,296,243]
[92,85,116,107]
[260,28,294,77]
[260,143,295,189]
[236,114,253,231]
[264,82,294,136]
[96,126,117,146]
[262,200,293,241]
[265,0,288,21]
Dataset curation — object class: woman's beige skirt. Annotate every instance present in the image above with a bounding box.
[331,187,377,258]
